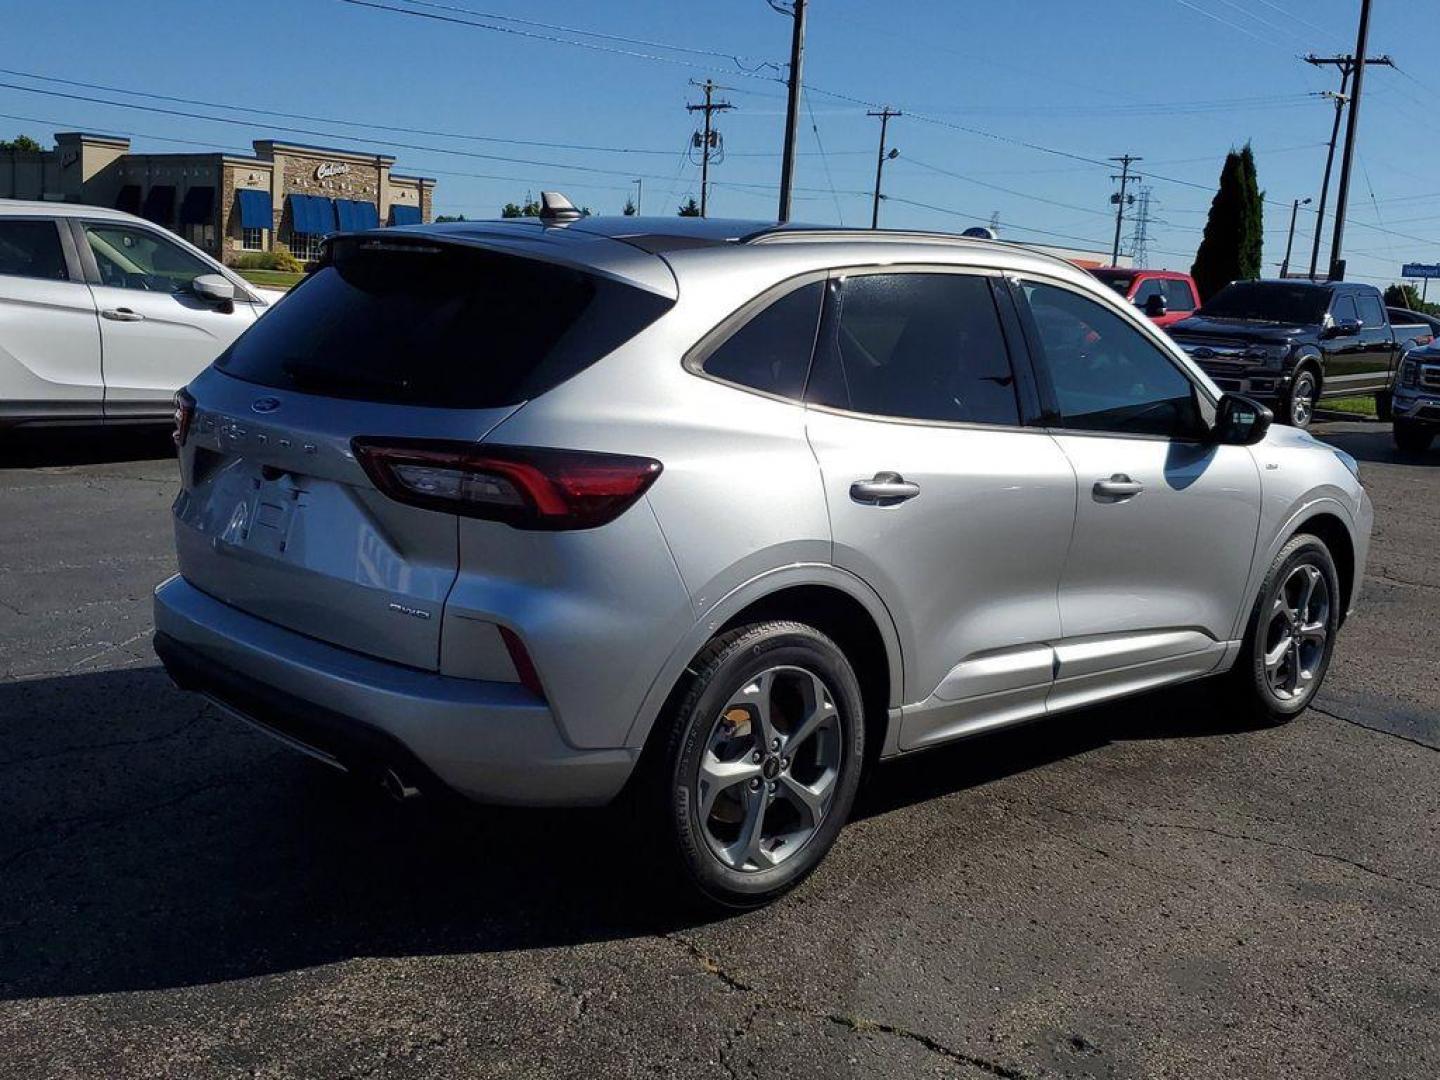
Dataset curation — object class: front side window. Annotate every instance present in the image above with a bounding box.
[0,219,68,281]
[1163,279,1196,313]
[1021,281,1204,438]
[1132,278,1164,308]
[700,281,823,400]
[83,223,211,293]
[1331,295,1358,324]
[806,272,1021,426]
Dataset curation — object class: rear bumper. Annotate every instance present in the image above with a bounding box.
[152,575,637,806]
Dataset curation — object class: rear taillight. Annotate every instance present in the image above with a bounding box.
[173,389,196,447]
[351,438,663,530]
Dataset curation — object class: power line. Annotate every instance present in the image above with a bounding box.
[803,90,844,226]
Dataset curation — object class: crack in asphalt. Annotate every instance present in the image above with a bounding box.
[1039,802,1437,896]
[1367,567,1440,593]
[0,712,206,770]
[1311,704,1439,754]
[666,932,1036,1079]
[0,755,279,874]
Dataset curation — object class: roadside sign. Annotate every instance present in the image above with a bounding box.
[1402,262,1440,278]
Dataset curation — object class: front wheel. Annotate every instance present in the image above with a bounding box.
[1226,534,1340,724]
[1375,389,1393,422]
[655,621,866,908]
[1394,418,1435,454]
[1281,368,1319,428]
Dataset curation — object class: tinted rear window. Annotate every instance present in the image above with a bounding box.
[215,237,673,407]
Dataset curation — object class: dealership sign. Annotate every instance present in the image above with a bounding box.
[1402,262,1440,279]
[315,161,350,180]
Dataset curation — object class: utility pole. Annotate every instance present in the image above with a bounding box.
[1279,196,1312,278]
[1327,0,1388,281]
[773,0,806,223]
[632,178,643,216]
[867,107,900,229]
[687,79,733,218]
[1109,154,1141,265]
[1305,50,1391,280]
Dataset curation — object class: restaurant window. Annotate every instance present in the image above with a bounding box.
[241,227,265,252]
[288,231,324,263]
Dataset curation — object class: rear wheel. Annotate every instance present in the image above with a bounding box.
[1281,367,1318,428]
[1227,534,1340,724]
[654,621,866,908]
[1394,418,1435,453]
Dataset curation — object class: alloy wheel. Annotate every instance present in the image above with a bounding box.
[695,665,843,872]
[1261,562,1330,702]
[1290,372,1316,427]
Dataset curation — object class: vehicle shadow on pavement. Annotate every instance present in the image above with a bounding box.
[0,425,175,469]
[0,664,1260,1002]
[1315,425,1438,467]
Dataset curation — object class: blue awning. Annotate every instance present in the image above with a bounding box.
[236,188,273,230]
[178,186,215,225]
[389,204,421,226]
[114,184,141,214]
[335,198,380,231]
[288,193,336,235]
[140,185,175,225]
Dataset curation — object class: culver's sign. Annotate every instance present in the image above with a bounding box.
[315,161,350,181]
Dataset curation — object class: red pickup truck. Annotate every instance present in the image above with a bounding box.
[1088,268,1200,329]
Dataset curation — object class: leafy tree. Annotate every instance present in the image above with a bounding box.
[501,198,540,218]
[677,197,701,217]
[0,134,42,152]
[1384,283,1440,315]
[622,198,636,216]
[1191,143,1264,302]
[433,213,467,223]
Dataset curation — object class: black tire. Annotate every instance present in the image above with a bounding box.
[1281,366,1319,429]
[1374,389,1393,422]
[652,621,866,909]
[1227,534,1341,725]
[1394,418,1435,454]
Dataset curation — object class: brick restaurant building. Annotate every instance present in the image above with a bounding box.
[0,131,435,263]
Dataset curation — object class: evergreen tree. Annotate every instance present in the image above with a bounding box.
[677,197,702,217]
[1191,143,1265,302]
[0,134,42,152]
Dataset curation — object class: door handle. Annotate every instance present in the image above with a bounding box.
[1093,474,1143,500]
[101,307,145,322]
[850,472,920,505]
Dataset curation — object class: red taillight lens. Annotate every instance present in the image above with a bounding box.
[173,389,196,447]
[351,439,663,530]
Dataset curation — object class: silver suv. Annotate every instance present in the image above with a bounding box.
[154,205,1373,906]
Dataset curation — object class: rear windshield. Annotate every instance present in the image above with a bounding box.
[215,237,673,407]
[1089,269,1133,295]
[1197,282,1331,324]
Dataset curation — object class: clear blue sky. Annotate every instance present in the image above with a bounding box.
[5,0,1439,286]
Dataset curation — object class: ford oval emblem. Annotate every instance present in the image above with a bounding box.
[251,396,282,414]
[1191,347,1216,360]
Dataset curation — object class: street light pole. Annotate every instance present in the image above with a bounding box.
[1279,197,1311,278]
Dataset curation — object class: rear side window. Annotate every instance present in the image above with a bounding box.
[1357,293,1385,328]
[806,273,1021,426]
[700,280,823,400]
[1163,279,1196,313]
[215,238,674,408]
[0,220,68,281]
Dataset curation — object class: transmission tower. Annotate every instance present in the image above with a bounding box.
[1127,186,1153,268]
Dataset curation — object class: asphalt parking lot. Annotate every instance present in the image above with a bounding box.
[1,420,1436,1080]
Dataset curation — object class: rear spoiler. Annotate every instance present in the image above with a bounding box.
[321,227,679,300]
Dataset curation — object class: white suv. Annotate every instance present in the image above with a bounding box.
[0,200,274,430]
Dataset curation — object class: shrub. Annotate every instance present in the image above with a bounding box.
[228,244,303,273]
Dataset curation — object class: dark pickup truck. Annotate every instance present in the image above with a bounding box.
[1168,280,1433,428]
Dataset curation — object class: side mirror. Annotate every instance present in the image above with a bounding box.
[191,273,237,304]
[1325,317,1361,339]
[1142,293,1168,318]
[1212,393,1272,445]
